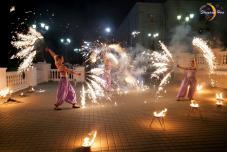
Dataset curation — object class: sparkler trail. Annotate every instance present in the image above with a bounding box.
[11,27,43,71]
[192,37,216,73]
[192,37,216,86]
[150,41,174,99]
[80,85,86,108]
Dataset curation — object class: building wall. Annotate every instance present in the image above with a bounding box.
[116,0,227,48]
[116,2,164,48]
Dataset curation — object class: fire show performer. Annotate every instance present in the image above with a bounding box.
[176,59,197,101]
[46,48,81,110]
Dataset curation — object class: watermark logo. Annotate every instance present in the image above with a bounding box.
[200,3,224,21]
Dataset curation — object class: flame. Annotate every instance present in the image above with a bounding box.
[153,108,167,117]
[216,100,223,106]
[0,88,10,98]
[82,131,97,147]
[216,92,223,100]
[196,84,203,92]
[190,100,199,108]
[216,93,224,106]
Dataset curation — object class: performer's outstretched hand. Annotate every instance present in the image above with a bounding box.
[45,48,50,52]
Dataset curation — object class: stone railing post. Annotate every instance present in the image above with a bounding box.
[0,67,7,90]
[34,62,51,83]
[27,67,37,87]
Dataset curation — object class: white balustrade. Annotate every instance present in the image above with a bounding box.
[50,69,74,81]
[6,71,29,93]
[50,66,85,82]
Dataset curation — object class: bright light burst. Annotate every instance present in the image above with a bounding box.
[10,6,15,12]
[11,27,43,71]
[79,41,149,106]
[0,88,10,98]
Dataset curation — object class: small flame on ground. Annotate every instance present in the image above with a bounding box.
[190,100,199,108]
[153,108,167,117]
[82,131,97,147]
[0,88,10,98]
[216,92,224,106]
[196,84,203,92]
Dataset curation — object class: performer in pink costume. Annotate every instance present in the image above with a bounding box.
[176,59,197,101]
[46,48,81,110]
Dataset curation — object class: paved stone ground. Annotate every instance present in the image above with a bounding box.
[1,82,227,152]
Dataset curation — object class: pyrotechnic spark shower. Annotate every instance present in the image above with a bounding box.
[150,41,174,99]
[78,41,150,106]
[192,37,217,86]
[11,27,43,71]
[192,37,216,73]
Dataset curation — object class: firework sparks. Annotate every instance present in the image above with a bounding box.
[90,68,104,76]
[150,41,174,99]
[86,82,97,103]
[11,27,43,72]
[80,85,86,108]
[79,41,153,105]
[106,53,119,65]
[192,37,216,73]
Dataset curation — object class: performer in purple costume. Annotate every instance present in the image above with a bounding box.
[176,59,197,101]
[46,48,81,110]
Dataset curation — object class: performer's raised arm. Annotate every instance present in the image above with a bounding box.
[45,48,57,60]
[64,67,81,76]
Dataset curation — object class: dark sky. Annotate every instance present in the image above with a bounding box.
[1,0,166,67]
[8,0,164,42]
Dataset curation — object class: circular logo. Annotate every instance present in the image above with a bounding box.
[200,3,224,21]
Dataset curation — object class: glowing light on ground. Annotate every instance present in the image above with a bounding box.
[0,88,10,98]
[153,108,167,117]
[196,84,203,93]
[190,100,199,108]
[82,131,97,147]
[216,92,224,106]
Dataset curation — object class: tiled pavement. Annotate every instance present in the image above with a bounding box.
[0,82,227,152]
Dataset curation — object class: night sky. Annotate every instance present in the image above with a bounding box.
[1,0,166,68]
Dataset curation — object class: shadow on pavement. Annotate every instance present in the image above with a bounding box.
[74,147,91,152]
